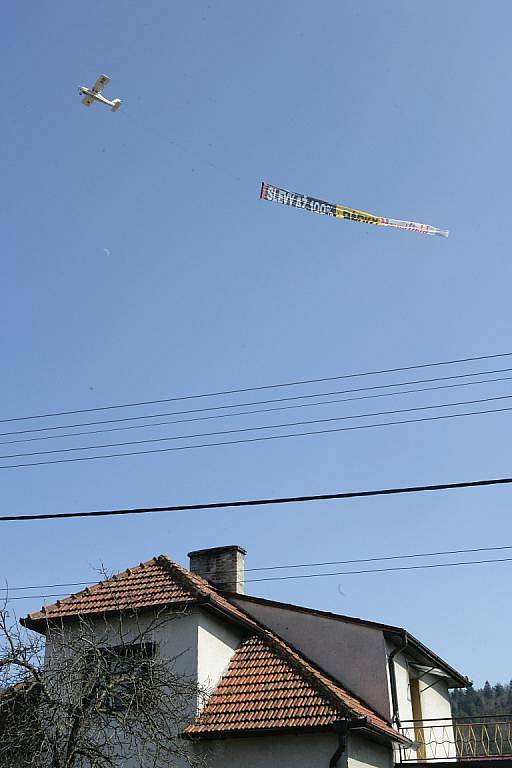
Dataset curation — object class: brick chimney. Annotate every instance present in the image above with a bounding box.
[188,545,246,593]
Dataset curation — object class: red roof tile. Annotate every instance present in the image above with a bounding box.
[22,556,209,627]
[185,635,340,733]
[185,634,405,741]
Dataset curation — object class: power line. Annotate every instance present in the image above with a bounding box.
[0,392,511,463]
[2,366,512,441]
[245,556,512,583]
[2,351,512,425]
[3,543,512,593]
[0,582,93,593]
[4,556,512,603]
[245,544,512,571]
[4,591,89,602]
[0,403,512,470]
[1,474,512,522]
[3,371,512,448]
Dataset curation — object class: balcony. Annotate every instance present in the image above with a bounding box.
[396,716,512,765]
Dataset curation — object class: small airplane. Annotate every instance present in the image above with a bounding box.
[79,74,121,111]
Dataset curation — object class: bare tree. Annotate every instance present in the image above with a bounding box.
[0,604,205,768]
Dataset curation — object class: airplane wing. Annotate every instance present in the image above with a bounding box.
[81,94,94,106]
[91,74,110,93]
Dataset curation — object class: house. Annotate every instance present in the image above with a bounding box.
[20,545,489,768]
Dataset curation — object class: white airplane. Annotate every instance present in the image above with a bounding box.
[79,74,121,111]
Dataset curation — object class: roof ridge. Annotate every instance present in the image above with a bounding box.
[154,555,214,598]
[250,631,348,717]
[227,592,404,633]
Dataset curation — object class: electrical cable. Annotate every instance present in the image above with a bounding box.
[4,556,512,602]
[2,351,512,425]
[3,372,512,448]
[0,403,512,470]
[244,556,512,583]
[2,366,512,441]
[245,543,512,571]
[0,582,94,593]
[1,474,512,522]
[3,543,512,592]
[0,393,511,462]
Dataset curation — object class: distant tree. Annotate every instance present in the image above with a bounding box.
[451,681,512,718]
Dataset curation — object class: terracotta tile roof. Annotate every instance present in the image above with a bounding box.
[22,554,268,634]
[185,635,405,741]
[21,554,405,744]
[22,556,210,628]
[185,634,340,733]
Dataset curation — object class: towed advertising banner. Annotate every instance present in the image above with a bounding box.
[260,182,449,238]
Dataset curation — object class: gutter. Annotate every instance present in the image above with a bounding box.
[383,628,470,689]
[388,632,408,727]
[329,717,368,768]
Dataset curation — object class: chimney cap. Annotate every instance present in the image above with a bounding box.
[187,545,247,558]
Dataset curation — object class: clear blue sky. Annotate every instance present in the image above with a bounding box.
[2,1,511,687]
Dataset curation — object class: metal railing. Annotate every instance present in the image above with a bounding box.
[398,716,512,762]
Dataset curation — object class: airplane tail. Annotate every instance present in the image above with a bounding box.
[111,99,122,112]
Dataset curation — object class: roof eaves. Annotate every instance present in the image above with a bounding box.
[184,716,409,745]
[392,631,471,689]
[183,723,342,741]
[20,598,201,633]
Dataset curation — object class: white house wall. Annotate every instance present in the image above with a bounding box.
[41,609,203,768]
[192,732,341,768]
[196,609,243,702]
[51,610,198,675]
[43,606,244,705]
[415,673,456,762]
[192,732,394,768]
[419,673,453,721]
[348,733,394,768]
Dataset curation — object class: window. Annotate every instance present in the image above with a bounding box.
[97,642,156,713]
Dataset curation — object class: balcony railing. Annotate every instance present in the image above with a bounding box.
[397,716,512,763]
